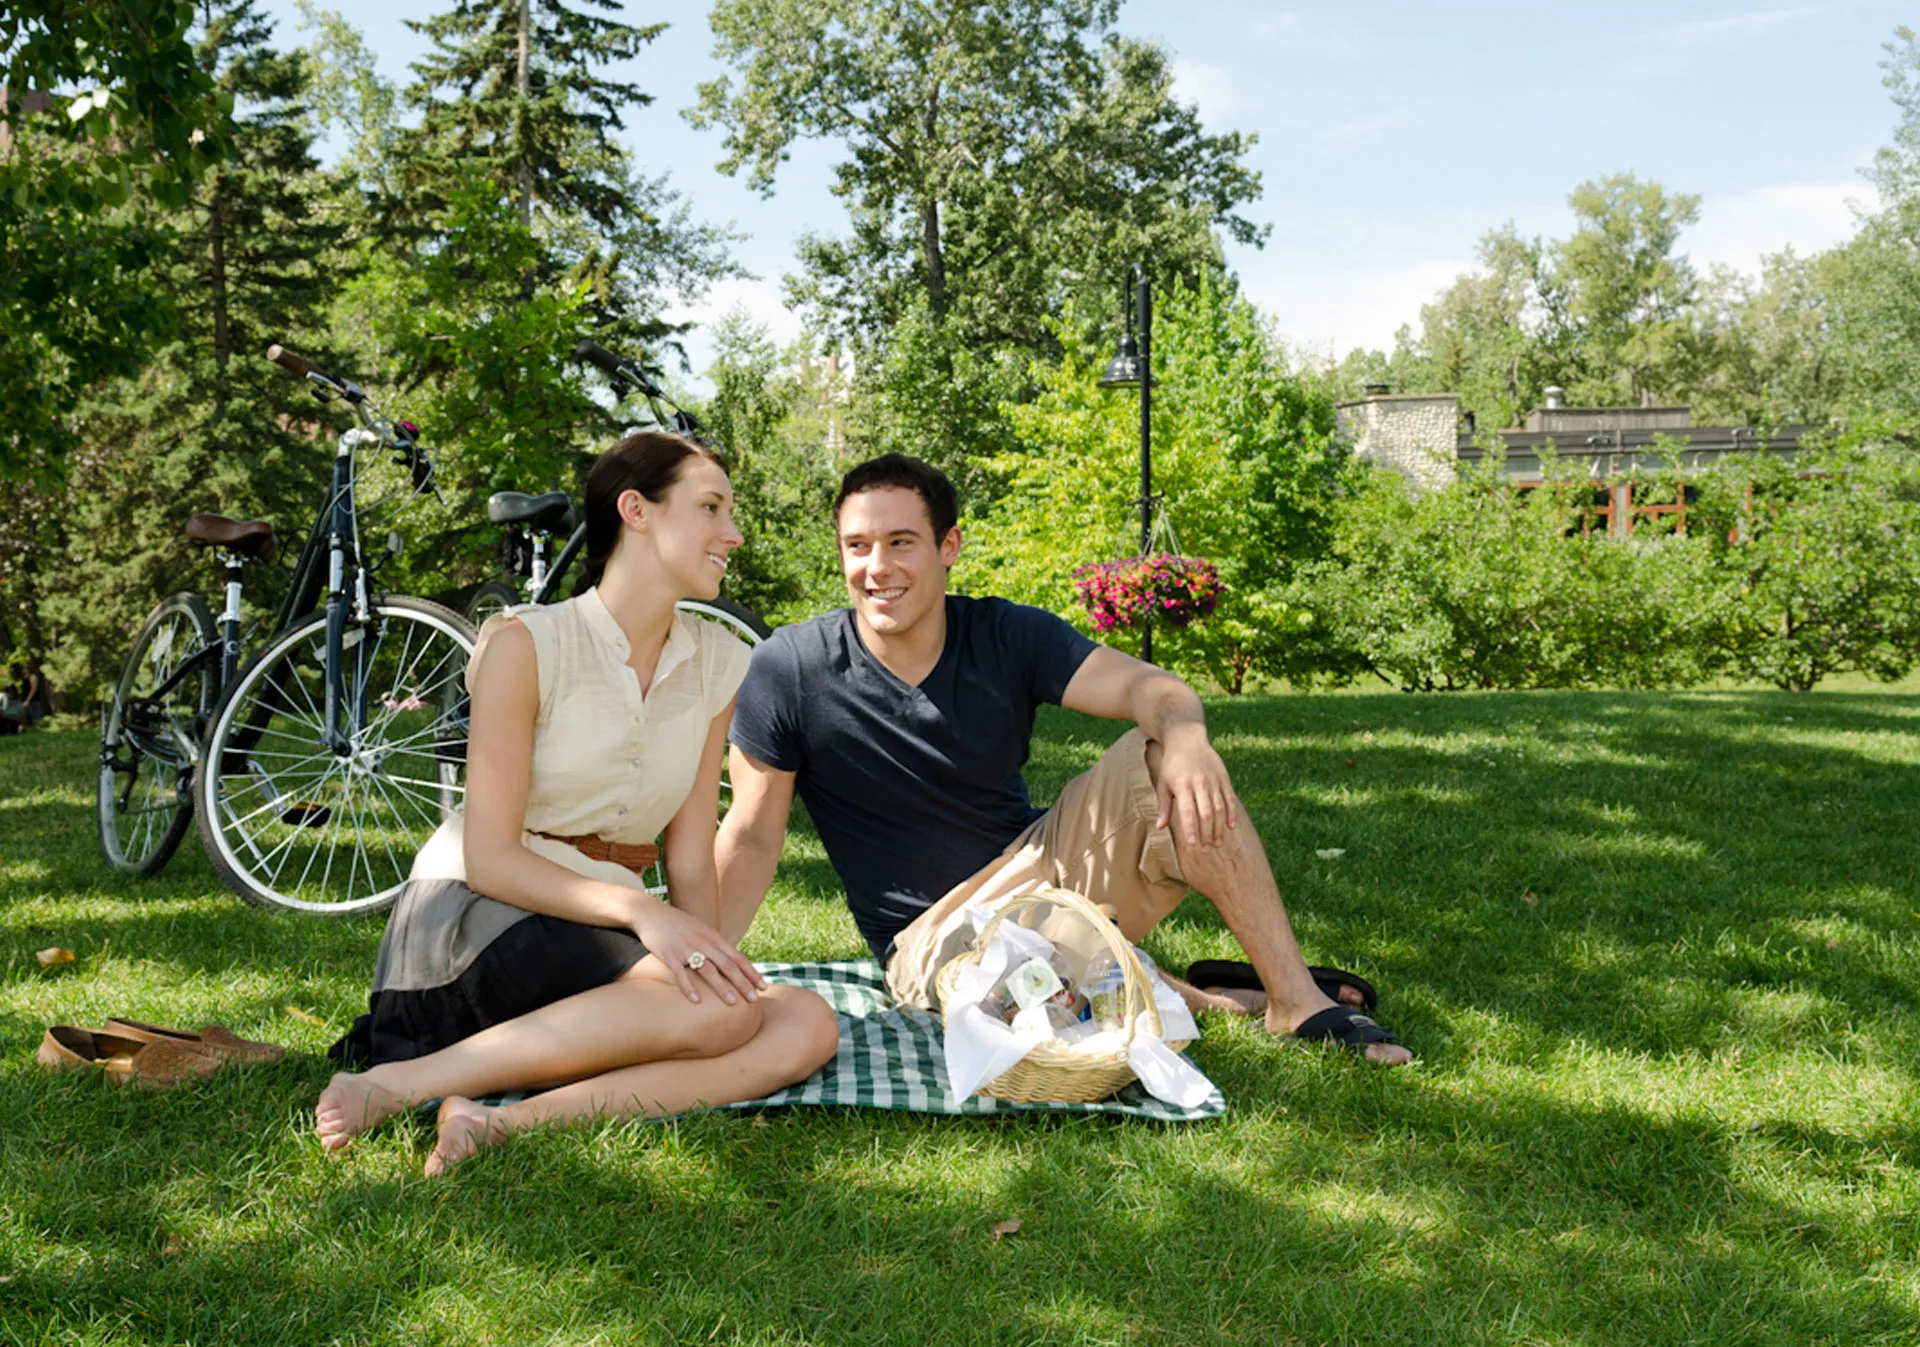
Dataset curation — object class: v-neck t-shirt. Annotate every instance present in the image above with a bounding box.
[729,596,1096,957]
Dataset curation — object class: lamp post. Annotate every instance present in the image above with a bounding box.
[1098,263,1155,661]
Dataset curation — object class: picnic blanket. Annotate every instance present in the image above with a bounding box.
[728,959,1225,1121]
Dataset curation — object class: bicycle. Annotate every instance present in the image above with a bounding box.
[97,344,478,917]
[459,338,773,894]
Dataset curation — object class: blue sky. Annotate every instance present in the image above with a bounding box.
[263,1,1910,372]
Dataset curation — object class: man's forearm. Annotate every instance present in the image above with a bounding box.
[714,823,782,945]
[1130,670,1209,747]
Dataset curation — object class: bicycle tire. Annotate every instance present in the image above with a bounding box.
[98,592,218,876]
[193,595,477,915]
[464,581,521,627]
[674,596,772,644]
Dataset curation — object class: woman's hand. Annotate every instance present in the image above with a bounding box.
[627,896,765,1006]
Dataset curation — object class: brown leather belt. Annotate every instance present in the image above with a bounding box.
[530,831,659,875]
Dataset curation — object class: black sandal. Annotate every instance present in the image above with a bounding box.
[1292,1005,1399,1056]
[1184,959,1379,1013]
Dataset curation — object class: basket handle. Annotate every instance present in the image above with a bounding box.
[971,888,1163,1052]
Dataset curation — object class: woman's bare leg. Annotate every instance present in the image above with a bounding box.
[316,958,762,1150]
[425,985,841,1175]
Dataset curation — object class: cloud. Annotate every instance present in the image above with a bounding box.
[1322,113,1413,146]
[661,275,805,389]
[1650,5,1824,44]
[1240,256,1474,359]
[1171,58,1238,125]
[1688,179,1878,275]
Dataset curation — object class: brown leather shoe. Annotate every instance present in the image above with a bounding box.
[37,1026,223,1089]
[102,1018,287,1065]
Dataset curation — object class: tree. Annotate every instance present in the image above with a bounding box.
[1,0,233,475]
[695,311,845,624]
[389,0,735,365]
[1692,439,1920,690]
[30,0,344,702]
[1550,174,1707,408]
[691,0,1263,358]
[967,277,1343,692]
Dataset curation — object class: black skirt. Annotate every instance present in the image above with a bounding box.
[329,907,647,1067]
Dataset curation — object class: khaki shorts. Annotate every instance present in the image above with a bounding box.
[883,729,1189,1010]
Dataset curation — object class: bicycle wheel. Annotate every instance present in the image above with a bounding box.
[98,593,218,876]
[464,581,521,627]
[638,597,773,894]
[675,595,772,644]
[194,595,477,915]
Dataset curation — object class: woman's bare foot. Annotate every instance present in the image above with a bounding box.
[425,1097,506,1177]
[315,1072,407,1151]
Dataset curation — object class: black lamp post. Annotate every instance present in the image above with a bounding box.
[1098,263,1155,661]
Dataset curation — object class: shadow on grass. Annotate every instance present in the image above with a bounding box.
[1029,690,1920,1070]
[2,1068,1913,1345]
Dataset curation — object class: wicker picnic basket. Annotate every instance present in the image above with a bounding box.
[934,886,1190,1104]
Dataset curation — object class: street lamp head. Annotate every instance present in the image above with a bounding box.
[1098,336,1143,389]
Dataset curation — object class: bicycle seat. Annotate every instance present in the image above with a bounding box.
[487,491,575,533]
[186,514,278,562]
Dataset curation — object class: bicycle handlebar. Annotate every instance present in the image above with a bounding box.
[572,336,703,437]
[266,344,319,379]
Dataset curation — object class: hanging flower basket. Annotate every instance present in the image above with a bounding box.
[1072,553,1225,634]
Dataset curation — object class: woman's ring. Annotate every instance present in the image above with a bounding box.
[685,951,707,971]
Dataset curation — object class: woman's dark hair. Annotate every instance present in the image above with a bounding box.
[578,432,728,590]
[834,453,959,539]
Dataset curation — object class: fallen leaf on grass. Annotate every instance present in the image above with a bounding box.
[1344,758,1356,768]
[1522,891,1539,908]
[751,1116,771,1129]
[989,1218,1021,1241]
[36,947,74,967]
[162,1236,184,1258]
[284,1006,326,1026]
[1314,848,1346,860]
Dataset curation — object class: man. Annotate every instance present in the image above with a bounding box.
[716,454,1408,1064]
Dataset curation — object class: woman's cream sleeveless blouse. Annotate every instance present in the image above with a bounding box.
[408,587,752,890]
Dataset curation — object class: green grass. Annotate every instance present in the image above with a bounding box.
[2,689,1917,1346]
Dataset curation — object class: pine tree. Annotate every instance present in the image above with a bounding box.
[42,0,344,700]
[388,0,735,366]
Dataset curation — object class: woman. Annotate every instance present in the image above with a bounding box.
[318,432,839,1175]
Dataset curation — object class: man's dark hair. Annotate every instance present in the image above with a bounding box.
[834,453,959,539]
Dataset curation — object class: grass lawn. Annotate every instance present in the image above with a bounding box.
[2,689,1917,1345]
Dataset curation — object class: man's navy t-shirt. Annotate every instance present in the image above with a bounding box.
[729,596,1097,958]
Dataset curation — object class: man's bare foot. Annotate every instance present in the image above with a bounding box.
[424,1097,506,1176]
[1266,1000,1413,1066]
[315,1072,407,1151]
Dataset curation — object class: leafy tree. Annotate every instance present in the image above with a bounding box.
[8,0,335,699]
[1692,438,1920,690]
[1550,174,1708,408]
[967,276,1343,691]
[1,0,234,475]
[1293,455,1723,692]
[695,311,845,624]
[338,168,600,589]
[691,0,1263,358]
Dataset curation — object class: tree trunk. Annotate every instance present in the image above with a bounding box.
[208,178,231,420]
[922,197,947,319]
[517,0,533,230]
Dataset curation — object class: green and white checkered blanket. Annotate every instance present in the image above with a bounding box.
[731,959,1225,1122]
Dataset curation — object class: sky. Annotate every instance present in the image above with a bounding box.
[260,0,1911,375]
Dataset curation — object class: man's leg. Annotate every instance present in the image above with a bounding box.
[1139,738,1411,1066]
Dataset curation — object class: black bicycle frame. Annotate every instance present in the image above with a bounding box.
[319,433,362,756]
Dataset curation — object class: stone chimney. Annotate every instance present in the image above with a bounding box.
[1335,391,1460,491]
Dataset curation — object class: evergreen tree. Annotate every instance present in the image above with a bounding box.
[387,0,736,366]
[40,0,343,701]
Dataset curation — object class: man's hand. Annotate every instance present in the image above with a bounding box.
[1154,729,1239,849]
